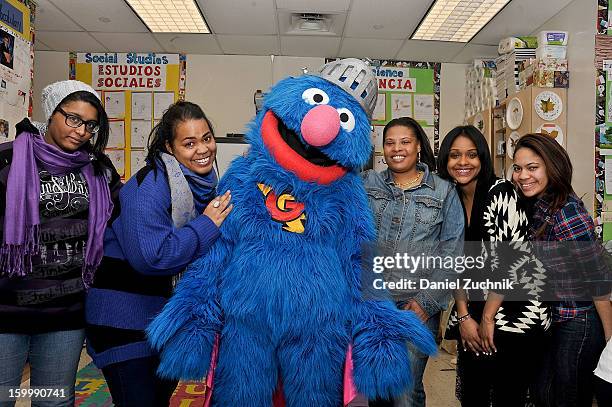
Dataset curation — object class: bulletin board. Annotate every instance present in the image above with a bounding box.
[596,0,612,240]
[69,52,186,180]
[0,0,35,141]
[325,59,440,172]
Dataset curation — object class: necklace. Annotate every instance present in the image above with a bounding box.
[394,171,423,188]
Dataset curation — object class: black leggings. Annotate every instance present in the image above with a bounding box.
[102,356,178,407]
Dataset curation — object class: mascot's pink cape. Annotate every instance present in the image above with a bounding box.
[203,335,359,407]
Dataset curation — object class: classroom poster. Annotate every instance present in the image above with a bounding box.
[596,0,612,240]
[0,0,35,140]
[70,52,186,179]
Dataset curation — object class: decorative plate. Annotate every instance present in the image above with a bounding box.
[505,165,514,181]
[536,123,564,146]
[506,98,523,130]
[506,131,521,159]
[534,91,562,121]
[474,112,485,133]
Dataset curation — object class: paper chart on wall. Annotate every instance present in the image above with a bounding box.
[154,92,175,120]
[372,125,384,153]
[414,95,434,125]
[608,85,612,123]
[373,93,386,121]
[423,126,435,148]
[390,94,412,119]
[106,150,125,176]
[131,120,151,148]
[132,92,152,120]
[373,153,387,172]
[104,92,126,119]
[108,121,125,148]
[131,149,148,175]
[606,158,612,195]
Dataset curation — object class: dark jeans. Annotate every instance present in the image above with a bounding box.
[595,376,612,406]
[457,333,547,407]
[369,312,440,407]
[101,356,178,407]
[532,309,605,407]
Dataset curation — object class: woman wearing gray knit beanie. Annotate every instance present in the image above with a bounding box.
[0,80,122,407]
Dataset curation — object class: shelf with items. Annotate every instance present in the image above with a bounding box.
[491,86,567,179]
[492,103,507,178]
[466,108,492,148]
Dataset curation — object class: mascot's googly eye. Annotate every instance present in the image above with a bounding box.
[337,108,355,132]
[302,88,329,105]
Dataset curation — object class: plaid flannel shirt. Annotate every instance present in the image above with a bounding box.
[530,195,611,321]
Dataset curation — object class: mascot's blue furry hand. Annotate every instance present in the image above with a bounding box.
[351,301,437,399]
[146,261,223,380]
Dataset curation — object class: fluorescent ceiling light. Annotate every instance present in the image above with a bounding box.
[412,0,510,42]
[125,0,210,33]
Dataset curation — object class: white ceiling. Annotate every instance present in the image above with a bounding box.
[35,0,575,63]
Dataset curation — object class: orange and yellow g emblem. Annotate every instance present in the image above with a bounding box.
[257,183,306,233]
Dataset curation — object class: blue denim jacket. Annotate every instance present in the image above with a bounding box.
[362,163,464,317]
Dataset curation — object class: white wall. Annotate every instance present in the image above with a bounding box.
[440,63,468,139]
[32,51,69,123]
[531,0,596,213]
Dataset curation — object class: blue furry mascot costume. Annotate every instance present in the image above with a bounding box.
[147,58,436,406]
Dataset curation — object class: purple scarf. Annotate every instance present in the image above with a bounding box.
[1,132,113,286]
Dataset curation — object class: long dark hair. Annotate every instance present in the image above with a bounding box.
[145,101,215,172]
[437,125,495,187]
[513,134,574,217]
[382,117,436,171]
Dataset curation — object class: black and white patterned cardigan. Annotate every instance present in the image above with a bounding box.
[447,178,551,336]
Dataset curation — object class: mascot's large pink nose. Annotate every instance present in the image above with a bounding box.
[300,105,340,147]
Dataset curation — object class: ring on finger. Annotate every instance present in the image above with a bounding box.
[213,201,220,208]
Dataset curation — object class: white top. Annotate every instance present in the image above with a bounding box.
[595,338,612,383]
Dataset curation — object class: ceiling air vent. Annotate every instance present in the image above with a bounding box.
[290,13,332,33]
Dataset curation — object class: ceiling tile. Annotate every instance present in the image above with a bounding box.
[90,33,165,52]
[49,0,149,33]
[278,10,346,36]
[339,38,403,60]
[36,31,108,52]
[344,0,432,39]
[471,0,574,45]
[395,40,465,62]
[217,35,279,55]
[197,0,277,35]
[276,0,350,13]
[154,34,222,54]
[280,36,341,57]
[451,44,498,63]
[35,0,83,31]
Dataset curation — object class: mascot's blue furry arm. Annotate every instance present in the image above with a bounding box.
[147,59,436,405]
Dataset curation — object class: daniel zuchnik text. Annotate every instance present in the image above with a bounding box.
[372,278,515,291]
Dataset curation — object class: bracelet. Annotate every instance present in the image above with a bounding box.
[457,313,471,323]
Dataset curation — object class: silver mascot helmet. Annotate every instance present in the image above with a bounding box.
[314,58,378,118]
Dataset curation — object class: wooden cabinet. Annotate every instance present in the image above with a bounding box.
[489,86,567,178]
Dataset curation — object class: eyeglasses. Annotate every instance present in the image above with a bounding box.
[56,108,100,134]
